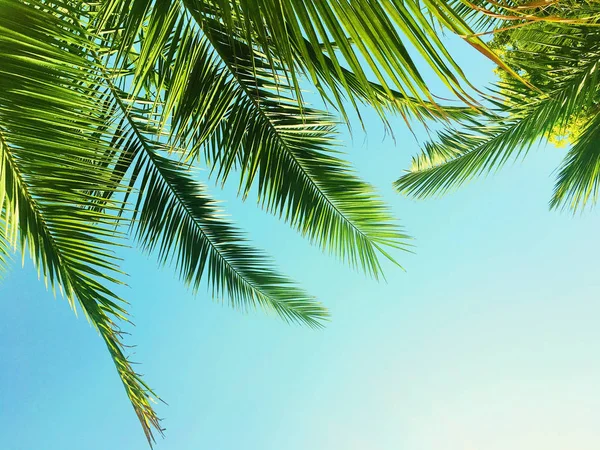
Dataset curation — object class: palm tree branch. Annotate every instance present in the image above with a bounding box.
[395,52,600,199]
[101,72,328,327]
[551,112,600,211]
[0,1,162,444]
[167,10,411,277]
[0,126,162,445]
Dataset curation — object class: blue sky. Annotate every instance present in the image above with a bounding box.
[2,33,600,450]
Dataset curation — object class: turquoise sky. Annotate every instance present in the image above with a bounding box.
[1,34,600,450]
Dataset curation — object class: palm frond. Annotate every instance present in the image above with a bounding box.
[0,1,162,443]
[551,113,600,211]
[91,2,411,278]
[395,21,600,203]
[95,0,523,120]
[85,0,331,325]
[101,79,328,326]
[134,151,329,326]
[187,0,529,110]
[180,19,412,277]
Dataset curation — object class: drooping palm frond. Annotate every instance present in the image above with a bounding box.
[193,0,532,110]
[99,77,328,327]
[2,0,545,445]
[0,0,162,443]
[90,0,411,278]
[134,150,329,326]
[551,113,600,211]
[395,7,600,211]
[95,0,526,122]
[184,21,412,277]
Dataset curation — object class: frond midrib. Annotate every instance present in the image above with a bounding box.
[183,3,379,247]
[101,68,301,312]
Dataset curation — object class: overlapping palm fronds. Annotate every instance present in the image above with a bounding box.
[1,0,513,444]
[102,78,327,327]
[396,0,600,212]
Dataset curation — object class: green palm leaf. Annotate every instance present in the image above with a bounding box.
[100,78,328,326]
[0,0,162,443]
[194,24,410,276]
[94,0,523,120]
[182,0,518,111]
[134,150,328,326]
[551,113,600,211]
[395,17,600,207]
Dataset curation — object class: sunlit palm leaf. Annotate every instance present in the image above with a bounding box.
[193,24,411,276]
[183,0,518,110]
[92,4,411,278]
[551,114,600,211]
[95,0,521,120]
[0,1,161,443]
[100,79,328,326]
[395,17,600,210]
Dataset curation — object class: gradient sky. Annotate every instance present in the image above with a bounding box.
[1,32,600,450]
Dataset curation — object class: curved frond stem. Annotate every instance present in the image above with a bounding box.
[176,10,410,276]
[101,70,329,327]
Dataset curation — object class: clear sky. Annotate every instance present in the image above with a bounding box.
[1,33,600,450]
